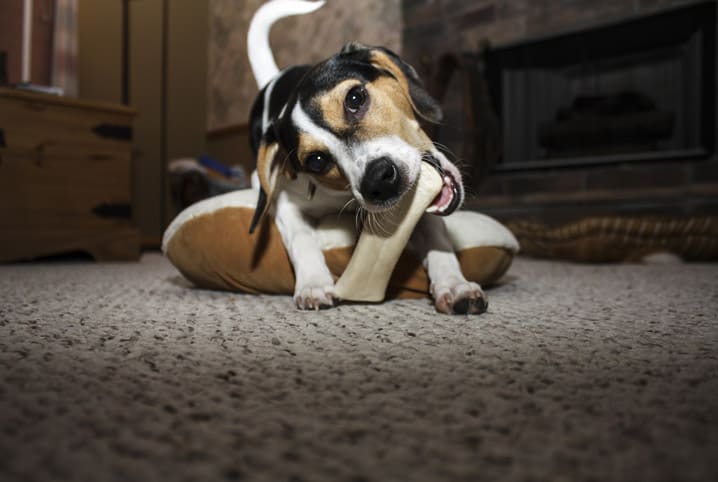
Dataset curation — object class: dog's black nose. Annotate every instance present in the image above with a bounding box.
[361,157,401,204]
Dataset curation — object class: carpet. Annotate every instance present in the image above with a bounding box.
[1,253,717,482]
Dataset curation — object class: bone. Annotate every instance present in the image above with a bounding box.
[334,162,444,302]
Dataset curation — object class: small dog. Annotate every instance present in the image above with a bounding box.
[247,0,487,314]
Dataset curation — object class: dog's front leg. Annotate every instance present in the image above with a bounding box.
[409,214,488,315]
[273,194,336,310]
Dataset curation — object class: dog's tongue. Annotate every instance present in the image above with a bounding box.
[426,172,459,216]
[436,177,455,208]
[421,155,460,216]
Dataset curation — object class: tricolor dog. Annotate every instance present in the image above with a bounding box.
[247,0,487,314]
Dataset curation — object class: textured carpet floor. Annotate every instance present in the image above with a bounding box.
[1,253,717,482]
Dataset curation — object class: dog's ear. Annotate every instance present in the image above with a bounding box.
[340,41,370,54]
[342,43,443,124]
[249,137,285,234]
[372,47,443,124]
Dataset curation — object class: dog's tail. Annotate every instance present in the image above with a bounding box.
[247,0,325,89]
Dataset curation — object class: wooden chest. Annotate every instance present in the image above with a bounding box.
[0,88,140,261]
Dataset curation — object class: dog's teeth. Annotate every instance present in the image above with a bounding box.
[334,162,444,302]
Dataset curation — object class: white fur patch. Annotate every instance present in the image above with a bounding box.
[442,211,520,252]
[247,0,325,88]
[350,135,422,193]
[291,102,348,158]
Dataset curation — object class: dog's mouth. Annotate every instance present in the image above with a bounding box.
[423,155,462,216]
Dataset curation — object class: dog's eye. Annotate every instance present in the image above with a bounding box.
[344,85,367,114]
[305,152,332,174]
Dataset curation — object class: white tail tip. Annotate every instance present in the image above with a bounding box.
[247,1,326,89]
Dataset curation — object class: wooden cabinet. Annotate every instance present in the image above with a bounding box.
[0,88,140,261]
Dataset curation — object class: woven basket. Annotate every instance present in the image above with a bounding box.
[507,216,718,262]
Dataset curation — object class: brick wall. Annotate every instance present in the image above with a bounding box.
[403,0,703,66]
[402,0,718,223]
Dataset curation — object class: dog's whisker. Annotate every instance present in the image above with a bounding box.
[354,207,367,234]
[425,146,477,184]
[382,214,401,229]
[280,148,296,166]
[368,211,395,237]
[430,142,465,169]
[369,216,378,235]
[366,211,377,234]
[370,212,381,234]
[383,215,399,235]
[431,141,453,154]
[338,198,357,218]
[378,217,392,236]
[364,211,373,231]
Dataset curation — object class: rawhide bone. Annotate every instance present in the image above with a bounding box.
[334,161,444,302]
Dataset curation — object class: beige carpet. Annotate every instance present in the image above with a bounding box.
[1,253,717,482]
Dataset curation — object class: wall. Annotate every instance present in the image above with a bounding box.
[167,0,209,163]
[78,0,208,243]
[207,0,402,130]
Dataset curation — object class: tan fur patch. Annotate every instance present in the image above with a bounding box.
[296,133,350,192]
[312,165,350,191]
[353,78,434,151]
[369,50,432,126]
[369,50,411,99]
[257,141,280,197]
[296,132,327,161]
[253,141,282,229]
[316,79,358,134]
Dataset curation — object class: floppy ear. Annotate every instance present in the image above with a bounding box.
[249,139,283,234]
[342,42,443,124]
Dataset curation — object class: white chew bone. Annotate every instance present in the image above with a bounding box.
[334,162,444,302]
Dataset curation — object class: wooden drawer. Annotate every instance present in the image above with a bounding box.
[0,89,140,261]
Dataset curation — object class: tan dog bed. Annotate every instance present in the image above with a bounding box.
[162,189,520,299]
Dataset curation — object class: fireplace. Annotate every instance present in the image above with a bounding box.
[485,1,716,170]
[403,0,718,225]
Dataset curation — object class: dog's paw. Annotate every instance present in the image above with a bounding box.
[432,279,488,315]
[294,284,337,310]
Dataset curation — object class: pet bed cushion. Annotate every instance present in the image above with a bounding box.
[162,189,520,300]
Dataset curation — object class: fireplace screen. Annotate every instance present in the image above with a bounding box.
[486,1,716,170]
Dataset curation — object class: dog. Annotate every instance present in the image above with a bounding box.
[246,0,487,314]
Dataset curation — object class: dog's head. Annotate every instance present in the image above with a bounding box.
[250,43,464,232]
